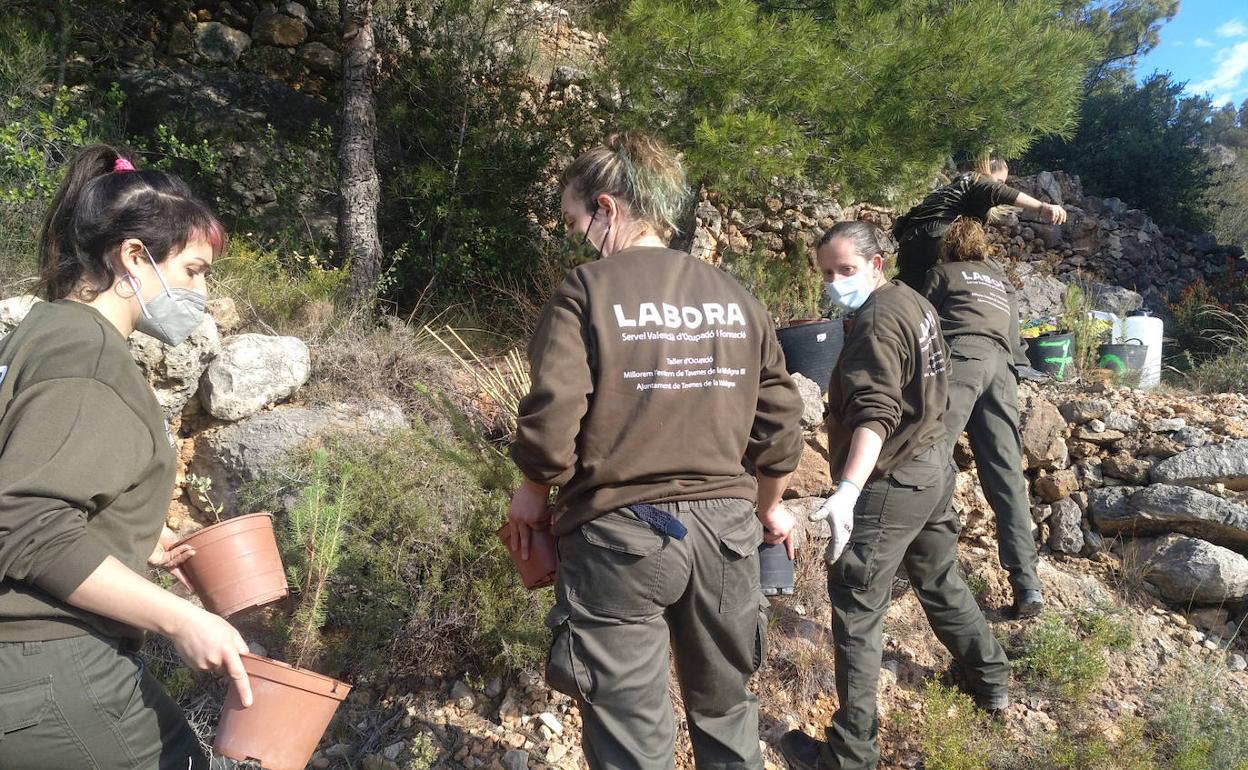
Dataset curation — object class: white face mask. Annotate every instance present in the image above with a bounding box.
[126,246,207,346]
[824,271,877,312]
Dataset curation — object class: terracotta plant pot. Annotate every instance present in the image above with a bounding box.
[497,522,558,589]
[175,513,288,617]
[214,654,351,770]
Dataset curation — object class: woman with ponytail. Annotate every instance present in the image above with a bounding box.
[0,145,251,770]
[507,132,804,769]
[922,217,1043,619]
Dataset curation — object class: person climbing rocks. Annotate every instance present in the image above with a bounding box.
[892,155,1067,292]
[779,221,1010,770]
[923,217,1045,618]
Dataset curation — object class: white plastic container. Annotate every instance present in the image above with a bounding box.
[1122,310,1164,389]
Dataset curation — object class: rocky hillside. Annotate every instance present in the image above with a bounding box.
[5,289,1245,770]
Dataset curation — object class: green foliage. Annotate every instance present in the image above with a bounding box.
[722,240,822,323]
[210,238,347,334]
[608,0,1100,201]
[282,449,354,670]
[1152,664,1248,770]
[1014,610,1129,703]
[1044,719,1156,770]
[375,0,597,311]
[916,681,996,770]
[1058,282,1109,371]
[1212,148,1248,252]
[1164,269,1248,392]
[244,394,551,677]
[1021,74,1215,229]
[1072,0,1178,89]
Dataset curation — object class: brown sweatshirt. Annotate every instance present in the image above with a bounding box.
[0,300,175,643]
[826,282,949,480]
[511,246,805,535]
[922,260,1030,367]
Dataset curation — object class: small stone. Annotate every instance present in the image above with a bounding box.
[1229,653,1247,672]
[1151,418,1186,433]
[311,758,330,770]
[382,742,404,761]
[486,677,504,699]
[1173,426,1211,447]
[326,743,353,759]
[1088,418,1107,433]
[1102,411,1138,433]
[451,680,477,710]
[537,712,563,735]
[1059,398,1111,424]
[502,748,529,770]
[546,744,569,763]
[1035,469,1079,503]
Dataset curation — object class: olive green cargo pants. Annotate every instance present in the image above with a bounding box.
[944,333,1041,595]
[545,499,769,770]
[824,444,1009,770]
[0,632,212,770]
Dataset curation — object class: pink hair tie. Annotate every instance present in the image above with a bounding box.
[113,157,137,173]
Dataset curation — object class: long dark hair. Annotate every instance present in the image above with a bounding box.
[38,145,225,300]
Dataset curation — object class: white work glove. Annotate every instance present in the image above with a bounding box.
[811,481,861,565]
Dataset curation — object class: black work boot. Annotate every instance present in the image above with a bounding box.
[1012,588,1044,619]
[779,730,833,770]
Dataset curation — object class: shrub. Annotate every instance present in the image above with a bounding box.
[210,238,347,335]
[1013,611,1128,703]
[722,241,823,324]
[1152,663,1248,770]
[243,395,551,678]
[916,681,996,770]
[1043,719,1156,770]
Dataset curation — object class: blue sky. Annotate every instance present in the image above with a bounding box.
[1135,0,1248,108]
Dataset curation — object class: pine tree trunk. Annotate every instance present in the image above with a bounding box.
[338,0,383,309]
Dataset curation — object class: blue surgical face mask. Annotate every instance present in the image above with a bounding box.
[127,245,208,346]
[824,270,877,312]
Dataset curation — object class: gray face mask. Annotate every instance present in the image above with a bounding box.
[127,246,207,347]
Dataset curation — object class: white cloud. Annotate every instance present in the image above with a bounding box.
[1191,40,1248,96]
[1213,94,1234,107]
[1195,37,1215,47]
[1217,19,1247,38]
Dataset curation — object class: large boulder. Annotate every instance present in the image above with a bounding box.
[1014,265,1066,320]
[0,295,39,337]
[1048,498,1084,554]
[1090,485,1248,550]
[1124,535,1248,605]
[188,399,408,515]
[790,373,825,430]
[253,8,308,47]
[1151,440,1248,490]
[1020,394,1068,470]
[194,22,252,64]
[129,315,222,420]
[199,334,311,421]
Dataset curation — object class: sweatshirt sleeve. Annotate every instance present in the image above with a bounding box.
[838,322,908,443]
[747,320,804,477]
[921,267,948,310]
[0,378,153,600]
[510,273,594,487]
[966,176,1021,217]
